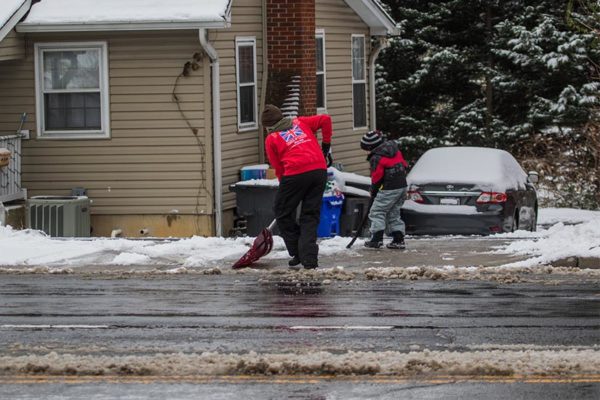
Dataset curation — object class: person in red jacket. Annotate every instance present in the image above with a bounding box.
[262,104,332,269]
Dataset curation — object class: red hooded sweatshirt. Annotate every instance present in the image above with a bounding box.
[265,115,332,179]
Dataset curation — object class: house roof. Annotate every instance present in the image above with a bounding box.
[0,0,30,42]
[18,0,232,32]
[14,0,394,35]
[345,0,399,36]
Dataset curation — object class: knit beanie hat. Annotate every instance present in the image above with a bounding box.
[360,130,384,151]
[261,104,284,128]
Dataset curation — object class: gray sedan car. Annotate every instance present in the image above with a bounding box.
[401,147,538,235]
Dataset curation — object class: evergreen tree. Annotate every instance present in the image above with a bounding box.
[567,0,600,35]
[376,0,599,162]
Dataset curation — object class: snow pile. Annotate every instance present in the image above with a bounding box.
[257,266,356,283]
[2,348,599,377]
[0,225,253,267]
[496,219,600,267]
[235,179,279,187]
[1,207,598,270]
[318,236,361,256]
[0,225,355,268]
[111,253,151,266]
[235,168,371,197]
[327,167,371,197]
[364,266,520,283]
[538,207,600,226]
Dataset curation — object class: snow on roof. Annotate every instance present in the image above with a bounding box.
[0,0,25,28]
[345,0,399,35]
[19,0,232,32]
[407,147,529,192]
[0,0,29,42]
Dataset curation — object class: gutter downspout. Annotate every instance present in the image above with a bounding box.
[199,28,223,237]
[368,36,388,131]
[258,0,268,163]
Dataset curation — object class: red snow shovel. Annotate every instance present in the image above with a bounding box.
[232,219,277,269]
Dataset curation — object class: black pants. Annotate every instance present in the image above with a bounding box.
[274,169,327,267]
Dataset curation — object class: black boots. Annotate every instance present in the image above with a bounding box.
[386,231,406,250]
[364,231,406,249]
[288,255,301,267]
[288,255,318,271]
[364,231,384,248]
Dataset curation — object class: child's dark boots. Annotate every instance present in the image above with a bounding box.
[386,231,406,250]
[364,231,384,248]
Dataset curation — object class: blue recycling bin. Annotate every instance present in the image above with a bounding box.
[318,195,344,237]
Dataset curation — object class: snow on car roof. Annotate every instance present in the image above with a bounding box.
[407,146,528,192]
[20,0,231,28]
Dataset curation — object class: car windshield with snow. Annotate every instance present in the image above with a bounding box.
[402,147,538,235]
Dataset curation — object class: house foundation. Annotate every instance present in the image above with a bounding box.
[91,214,215,238]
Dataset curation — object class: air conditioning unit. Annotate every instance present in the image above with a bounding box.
[27,196,91,237]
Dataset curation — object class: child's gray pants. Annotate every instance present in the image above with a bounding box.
[368,187,407,235]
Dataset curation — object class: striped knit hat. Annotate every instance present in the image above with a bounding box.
[360,130,384,151]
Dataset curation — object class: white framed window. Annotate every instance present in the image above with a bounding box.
[315,29,327,111]
[34,42,110,139]
[236,36,258,131]
[351,34,367,129]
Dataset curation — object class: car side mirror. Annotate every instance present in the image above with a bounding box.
[528,171,539,184]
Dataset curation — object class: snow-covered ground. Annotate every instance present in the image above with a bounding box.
[0,226,353,269]
[0,208,598,270]
[490,207,600,267]
[537,207,600,226]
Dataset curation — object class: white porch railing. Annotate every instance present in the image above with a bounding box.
[0,132,26,204]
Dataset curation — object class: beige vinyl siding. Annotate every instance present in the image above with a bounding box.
[0,31,212,215]
[210,0,264,210]
[0,30,24,61]
[316,0,371,175]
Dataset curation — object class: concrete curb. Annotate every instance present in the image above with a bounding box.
[552,257,600,269]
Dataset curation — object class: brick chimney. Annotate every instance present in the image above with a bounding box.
[266,0,316,116]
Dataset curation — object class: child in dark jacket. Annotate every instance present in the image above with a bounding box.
[360,130,408,249]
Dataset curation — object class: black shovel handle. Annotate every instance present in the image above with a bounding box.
[346,197,374,249]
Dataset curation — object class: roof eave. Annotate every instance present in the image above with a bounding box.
[370,25,398,36]
[345,0,400,36]
[0,0,31,42]
[16,19,231,33]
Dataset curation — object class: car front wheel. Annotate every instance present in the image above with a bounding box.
[530,208,537,232]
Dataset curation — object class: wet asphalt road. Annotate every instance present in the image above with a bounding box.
[1,270,599,399]
[2,380,599,400]
[1,275,599,352]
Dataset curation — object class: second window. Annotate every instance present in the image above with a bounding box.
[236,37,258,131]
[352,35,367,128]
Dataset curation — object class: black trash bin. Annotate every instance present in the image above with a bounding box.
[339,196,370,237]
[230,183,278,236]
